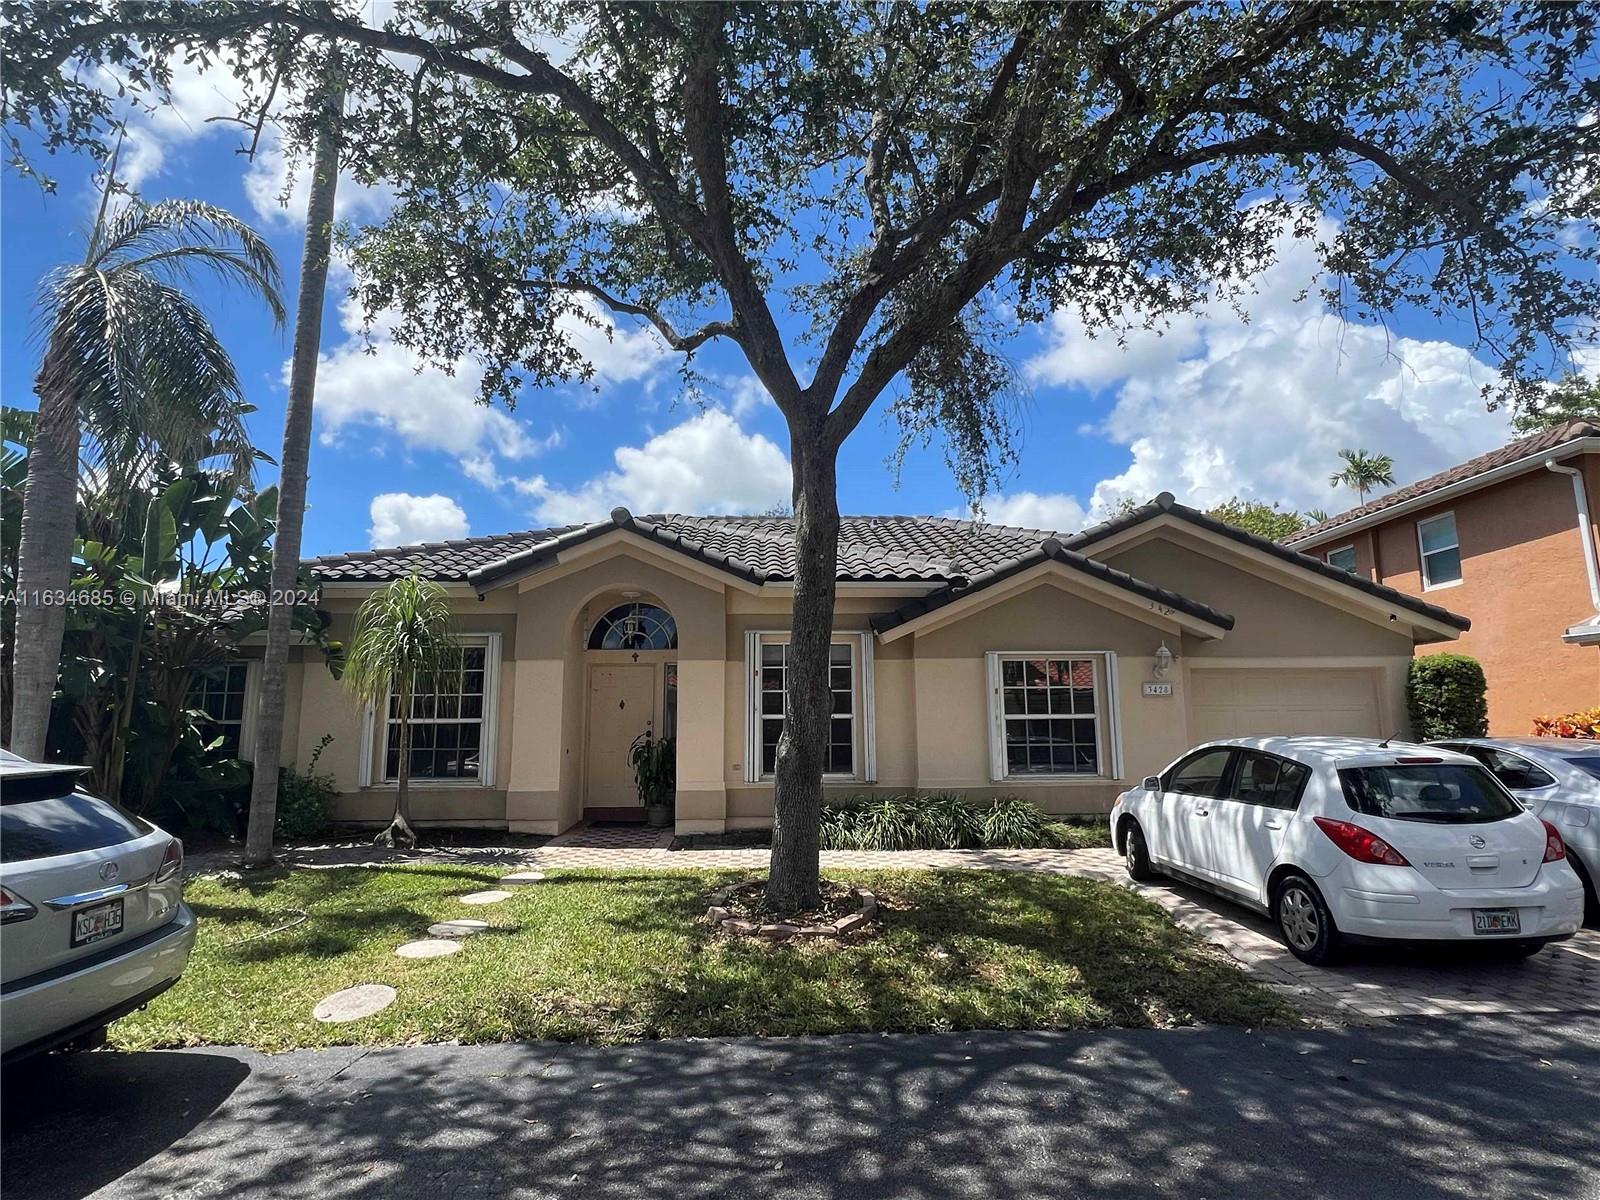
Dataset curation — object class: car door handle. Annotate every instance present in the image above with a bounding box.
[1193,807,1210,817]
[1264,818,1285,830]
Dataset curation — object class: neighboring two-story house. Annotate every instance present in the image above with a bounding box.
[1287,420,1600,734]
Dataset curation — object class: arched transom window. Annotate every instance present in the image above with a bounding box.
[588,602,677,651]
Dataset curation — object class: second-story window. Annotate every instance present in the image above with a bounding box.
[1326,545,1357,574]
[1417,512,1462,588]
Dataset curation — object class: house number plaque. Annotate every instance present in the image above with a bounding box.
[1142,681,1173,697]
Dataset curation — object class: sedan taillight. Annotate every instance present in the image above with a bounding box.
[1541,819,1567,864]
[155,838,184,883]
[1313,817,1410,866]
[0,886,38,924]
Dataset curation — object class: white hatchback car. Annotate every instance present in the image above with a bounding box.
[1,751,197,1063]
[1430,737,1600,925]
[1110,737,1585,965]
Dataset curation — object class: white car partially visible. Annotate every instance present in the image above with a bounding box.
[1109,736,1585,965]
[1,750,196,1064]
[1430,737,1600,925]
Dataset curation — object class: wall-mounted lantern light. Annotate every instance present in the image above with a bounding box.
[1153,641,1174,679]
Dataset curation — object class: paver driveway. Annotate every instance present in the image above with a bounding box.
[191,830,1599,1025]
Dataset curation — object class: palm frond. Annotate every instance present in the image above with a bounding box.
[97,198,286,325]
[343,576,464,710]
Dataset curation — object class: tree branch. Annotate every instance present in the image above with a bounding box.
[519,277,738,353]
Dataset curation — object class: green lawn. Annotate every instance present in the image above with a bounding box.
[114,866,1298,1052]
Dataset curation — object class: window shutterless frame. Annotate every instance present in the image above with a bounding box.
[357,632,501,788]
[742,630,876,784]
[1325,544,1357,574]
[1416,512,1462,589]
[985,651,1123,782]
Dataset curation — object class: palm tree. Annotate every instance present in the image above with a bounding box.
[341,575,463,850]
[244,67,343,867]
[1328,448,1397,505]
[9,184,284,761]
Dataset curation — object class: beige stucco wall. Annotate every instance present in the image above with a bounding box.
[287,524,1440,833]
[1104,535,1415,659]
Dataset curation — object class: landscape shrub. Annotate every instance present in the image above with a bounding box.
[275,735,337,840]
[1406,654,1488,740]
[819,793,1085,851]
[1532,707,1600,738]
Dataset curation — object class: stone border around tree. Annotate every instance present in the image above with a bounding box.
[705,879,878,943]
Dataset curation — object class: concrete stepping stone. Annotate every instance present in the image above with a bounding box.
[395,938,461,959]
[429,919,491,939]
[313,984,396,1023]
[500,870,547,885]
[459,889,512,905]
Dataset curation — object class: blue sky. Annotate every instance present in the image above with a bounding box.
[2,63,1536,558]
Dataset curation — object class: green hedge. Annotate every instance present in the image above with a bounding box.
[819,793,1100,851]
[1406,654,1488,740]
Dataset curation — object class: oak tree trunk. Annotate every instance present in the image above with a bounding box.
[9,338,81,761]
[766,425,839,911]
[242,76,342,867]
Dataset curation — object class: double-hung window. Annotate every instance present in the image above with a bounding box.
[192,661,252,758]
[1417,513,1461,588]
[363,633,501,787]
[986,652,1120,781]
[743,632,874,782]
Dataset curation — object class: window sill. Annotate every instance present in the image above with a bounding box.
[1421,577,1463,592]
[999,775,1119,786]
[368,779,494,790]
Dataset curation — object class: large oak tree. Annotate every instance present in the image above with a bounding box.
[9,1,1596,905]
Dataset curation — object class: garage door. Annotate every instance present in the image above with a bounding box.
[1188,668,1383,741]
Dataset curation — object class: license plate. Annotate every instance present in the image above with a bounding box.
[1472,908,1521,936]
[71,898,124,947]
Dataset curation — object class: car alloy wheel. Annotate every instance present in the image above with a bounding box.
[1278,883,1321,952]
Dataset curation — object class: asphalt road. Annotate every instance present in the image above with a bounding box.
[4,1014,1597,1200]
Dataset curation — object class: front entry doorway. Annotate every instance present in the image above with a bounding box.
[585,663,658,816]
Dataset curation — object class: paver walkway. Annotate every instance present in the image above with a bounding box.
[189,834,1598,1025]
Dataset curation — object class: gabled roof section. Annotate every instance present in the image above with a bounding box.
[308,510,1072,586]
[1287,420,1600,548]
[1066,492,1471,632]
[465,508,771,590]
[870,537,1236,636]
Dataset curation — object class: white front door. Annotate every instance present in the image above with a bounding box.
[586,664,657,809]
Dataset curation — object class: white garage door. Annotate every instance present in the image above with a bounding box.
[1188,668,1383,741]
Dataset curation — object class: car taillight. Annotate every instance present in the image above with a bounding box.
[155,838,184,883]
[1541,819,1567,863]
[0,886,38,924]
[1313,816,1411,866]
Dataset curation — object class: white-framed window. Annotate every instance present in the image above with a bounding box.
[1326,544,1357,574]
[358,633,501,788]
[742,630,875,784]
[191,660,258,759]
[985,651,1122,781]
[1417,512,1462,589]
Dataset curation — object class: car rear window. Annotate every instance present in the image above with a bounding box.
[0,787,151,864]
[1337,764,1523,824]
[1566,756,1600,783]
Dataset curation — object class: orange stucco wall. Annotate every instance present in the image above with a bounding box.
[1313,455,1600,734]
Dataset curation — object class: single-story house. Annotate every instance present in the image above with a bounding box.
[230,493,1469,835]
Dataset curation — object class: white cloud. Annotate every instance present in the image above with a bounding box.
[368,492,469,547]
[518,408,790,524]
[556,296,673,387]
[1026,213,1516,518]
[309,285,563,482]
[969,491,1087,533]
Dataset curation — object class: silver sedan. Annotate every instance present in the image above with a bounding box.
[1431,737,1600,925]
[1,751,197,1063]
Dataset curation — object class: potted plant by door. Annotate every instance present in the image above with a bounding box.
[629,730,675,828]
